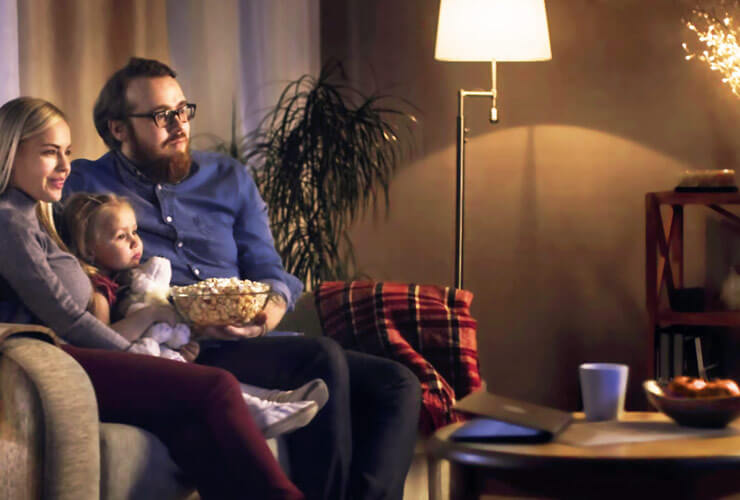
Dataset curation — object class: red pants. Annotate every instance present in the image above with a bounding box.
[62,345,303,500]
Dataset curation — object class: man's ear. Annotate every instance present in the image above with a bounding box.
[108,120,128,143]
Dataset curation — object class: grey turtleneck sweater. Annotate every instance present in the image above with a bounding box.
[0,187,130,350]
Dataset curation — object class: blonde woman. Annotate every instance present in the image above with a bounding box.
[0,96,303,500]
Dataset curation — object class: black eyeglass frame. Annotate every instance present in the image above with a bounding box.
[127,103,197,128]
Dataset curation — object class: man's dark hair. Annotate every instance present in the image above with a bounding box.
[93,57,177,150]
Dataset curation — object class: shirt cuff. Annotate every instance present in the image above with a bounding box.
[262,279,293,309]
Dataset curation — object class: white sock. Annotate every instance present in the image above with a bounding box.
[241,391,318,439]
[159,346,186,363]
[166,323,191,349]
[128,337,160,356]
[147,322,173,344]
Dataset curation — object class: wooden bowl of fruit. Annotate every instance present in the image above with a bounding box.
[644,376,740,428]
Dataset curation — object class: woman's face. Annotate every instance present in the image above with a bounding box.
[10,120,71,202]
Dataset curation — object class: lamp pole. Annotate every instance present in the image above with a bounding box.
[454,62,498,290]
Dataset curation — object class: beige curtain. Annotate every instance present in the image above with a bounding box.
[0,0,20,104]
[166,0,240,148]
[167,0,320,147]
[18,0,171,159]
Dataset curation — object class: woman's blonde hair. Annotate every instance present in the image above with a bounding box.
[0,97,67,195]
[62,192,134,278]
[0,97,68,250]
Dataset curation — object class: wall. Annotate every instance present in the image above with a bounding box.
[321,0,740,409]
[18,0,170,160]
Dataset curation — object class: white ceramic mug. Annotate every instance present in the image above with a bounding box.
[579,363,629,421]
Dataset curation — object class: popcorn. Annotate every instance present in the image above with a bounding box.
[171,278,271,326]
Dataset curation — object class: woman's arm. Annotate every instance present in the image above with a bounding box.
[90,290,176,343]
[106,302,176,342]
[0,217,130,350]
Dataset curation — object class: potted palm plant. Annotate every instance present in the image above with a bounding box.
[229,61,416,290]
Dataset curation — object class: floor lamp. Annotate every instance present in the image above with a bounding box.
[434,0,552,289]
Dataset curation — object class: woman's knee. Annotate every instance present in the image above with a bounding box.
[198,366,244,403]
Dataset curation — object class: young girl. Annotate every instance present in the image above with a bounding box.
[61,192,327,438]
[0,96,304,499]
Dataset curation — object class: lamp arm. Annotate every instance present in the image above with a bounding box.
[491,60,498,123]
[454,60,498,289]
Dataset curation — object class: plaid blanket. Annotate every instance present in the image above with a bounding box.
[315,281,482,435]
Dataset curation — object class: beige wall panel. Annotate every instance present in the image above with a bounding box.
[323,0,740,409]
[18,0,170,159]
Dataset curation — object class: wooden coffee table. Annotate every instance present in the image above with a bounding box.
[428,412,740,499]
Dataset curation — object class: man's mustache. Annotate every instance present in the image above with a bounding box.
[165,133,187,146]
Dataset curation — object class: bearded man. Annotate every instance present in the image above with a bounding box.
[62,57,421,500]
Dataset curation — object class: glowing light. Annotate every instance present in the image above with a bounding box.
[684,8,740,96]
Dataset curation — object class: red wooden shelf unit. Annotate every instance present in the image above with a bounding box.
[646,191,740,380]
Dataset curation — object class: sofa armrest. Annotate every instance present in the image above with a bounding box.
[1,333,100,500]
[277,292,323,338]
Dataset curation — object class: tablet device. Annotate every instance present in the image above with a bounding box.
[450,417,553,443]
[452,390,572,443]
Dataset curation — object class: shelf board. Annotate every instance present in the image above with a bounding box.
[658,310,740,326]
[652,191,740,205]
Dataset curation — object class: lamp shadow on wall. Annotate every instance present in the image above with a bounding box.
[352,122,714,408]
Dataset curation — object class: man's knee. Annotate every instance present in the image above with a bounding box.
[302,336,349,388]
[386,362,422,412]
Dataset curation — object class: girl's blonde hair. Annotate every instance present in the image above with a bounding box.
[0,97,68,250]
[61,192,134,278]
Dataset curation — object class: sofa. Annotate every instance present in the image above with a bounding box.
[0,292,450,500]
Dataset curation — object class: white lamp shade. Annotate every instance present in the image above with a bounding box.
[435,0,552,62]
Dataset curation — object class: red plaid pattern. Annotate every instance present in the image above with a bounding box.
[315,281,482,435]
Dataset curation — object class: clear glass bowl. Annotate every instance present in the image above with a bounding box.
[171,282,272,326]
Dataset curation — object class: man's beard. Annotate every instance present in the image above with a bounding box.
[141,151,191,184]
[128,129,192,184]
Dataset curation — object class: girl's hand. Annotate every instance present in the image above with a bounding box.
[145,304,177,326]
[111,304,178,342]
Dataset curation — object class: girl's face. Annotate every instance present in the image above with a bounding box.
[92,204,143,273]
[10,120,72,202]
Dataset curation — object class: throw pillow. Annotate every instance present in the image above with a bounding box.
[316,281,482,435]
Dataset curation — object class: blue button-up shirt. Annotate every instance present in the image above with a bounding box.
[63,150,303,309]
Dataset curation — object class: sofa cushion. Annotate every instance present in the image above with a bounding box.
[98,424,289,500]
[99,423,194,500]
[315,281,482,435]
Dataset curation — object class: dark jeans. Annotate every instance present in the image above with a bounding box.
[63,345,303,500]
[197,335,422,500]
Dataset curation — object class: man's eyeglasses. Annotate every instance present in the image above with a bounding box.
[127,103,197,128]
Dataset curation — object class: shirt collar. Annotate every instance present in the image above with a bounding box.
[112,150,155,186]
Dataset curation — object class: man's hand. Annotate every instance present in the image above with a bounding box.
[197,320,266,340]
[196,293,288,340]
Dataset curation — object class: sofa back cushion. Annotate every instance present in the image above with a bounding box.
[316,281,482,434]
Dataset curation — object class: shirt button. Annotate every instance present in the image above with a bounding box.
[193,268,200,276]
[165,216,173,223]
[177,241,183,248]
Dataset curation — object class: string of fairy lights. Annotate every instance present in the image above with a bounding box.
[683,6,740,96]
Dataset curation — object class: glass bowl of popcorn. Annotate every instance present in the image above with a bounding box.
[170,278,273,326]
